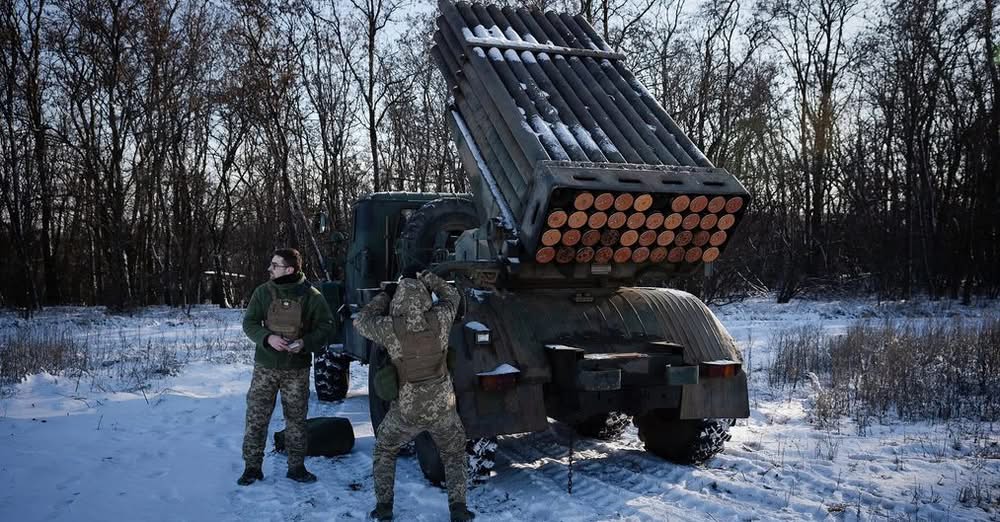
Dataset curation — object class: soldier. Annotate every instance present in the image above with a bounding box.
[237,248,335,486]
[354,270,475,522]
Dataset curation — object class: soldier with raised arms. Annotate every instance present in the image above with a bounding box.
[237,248,334,486]
[354,269,475,521]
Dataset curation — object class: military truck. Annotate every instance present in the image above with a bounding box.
[315,0,751,483]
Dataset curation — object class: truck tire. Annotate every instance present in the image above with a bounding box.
[572,412,631,441]
[415,435,497,485]
[467,437,498,482]
[633,410,733,464]
[368,346,392,432]
[415,433,446,485]
[314,351,350,402]
[397,197,478,270]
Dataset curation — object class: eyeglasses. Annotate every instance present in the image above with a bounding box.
[269,262,289,269]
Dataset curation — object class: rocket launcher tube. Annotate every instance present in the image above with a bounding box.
[440,5,551,170]
[504,7,641,163]
[543,13,680,166]
[438,23,536,190]
[569,6,713,168]
[597,58,695,165]
[516,52,610,163]
[447,80,526,214]
[527,11,662,165]
[450,109,519,232]
[545,56,642,163]
[580,54,681,165]
[612,60,713,168]
[474,47,570,161]
[454,94,525,214]
[455,3,570,162]
[558,14,696,166]
[473,4,606,163]
[502,49,594,162]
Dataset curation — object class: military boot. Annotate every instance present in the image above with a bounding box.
[286,465,317,483]
[237,466,263,486]
[449,503,475,521]
[369,502,393,521]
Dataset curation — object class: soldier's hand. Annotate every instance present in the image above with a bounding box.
[268,335,290,352]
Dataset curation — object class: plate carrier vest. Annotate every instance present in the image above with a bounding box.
[265,283,307,340]
[391,313,447,384]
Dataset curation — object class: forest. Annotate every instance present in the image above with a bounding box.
[1,0,997,311]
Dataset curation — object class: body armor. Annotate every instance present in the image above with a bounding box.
[265,285,305,340]
[391,313,446,383]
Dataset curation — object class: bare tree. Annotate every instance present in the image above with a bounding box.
[301,1,360,234]
[330,0,411,192]
[0,0,44,312]
[758,0,864,296]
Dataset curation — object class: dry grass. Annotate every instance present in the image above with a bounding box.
[767,316,1000,425]
[0,328,247,397]
[0,330,83,388]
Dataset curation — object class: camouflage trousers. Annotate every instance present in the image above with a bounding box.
[372,395,468,506]
[242,365,311,470]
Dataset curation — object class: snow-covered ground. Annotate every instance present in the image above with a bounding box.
[1,297,998,521]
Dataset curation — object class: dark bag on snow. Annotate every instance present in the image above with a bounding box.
[274,417,355,457]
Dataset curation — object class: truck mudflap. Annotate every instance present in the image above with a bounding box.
[678,369,750,419]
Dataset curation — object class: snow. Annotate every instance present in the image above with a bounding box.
[476,364,520,376]
[469,289,492,303]
[472,25,491,40]
[465,321,490,332]
[1,298,998,521]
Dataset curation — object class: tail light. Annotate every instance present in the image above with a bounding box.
[477,364,520,392]
[699,359,741,378]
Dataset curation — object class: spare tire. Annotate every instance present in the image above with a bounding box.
[314,350,350,402]
[397,197,478,271]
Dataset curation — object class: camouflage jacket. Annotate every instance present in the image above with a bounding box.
[354,272,461,424]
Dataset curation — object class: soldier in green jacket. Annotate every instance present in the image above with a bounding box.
[237,248,335,486]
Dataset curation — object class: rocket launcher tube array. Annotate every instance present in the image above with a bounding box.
[435,0,709,173]
[434,1,750,270]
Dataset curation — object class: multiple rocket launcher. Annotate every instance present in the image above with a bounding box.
[433,1,750,275]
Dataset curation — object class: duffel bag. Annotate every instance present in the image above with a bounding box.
[274,416,355,457]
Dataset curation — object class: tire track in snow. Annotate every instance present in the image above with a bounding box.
[495,430,700,521]
[493,429,834,520]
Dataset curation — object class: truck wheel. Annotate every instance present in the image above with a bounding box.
[314,351,350,402]
[415,435,497,486]
[633,410,733,464]
[467,437,497,482]
[368,347,392,432]
[397,197,478,270]
[415,433,446,485]
[572,412,631,441]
